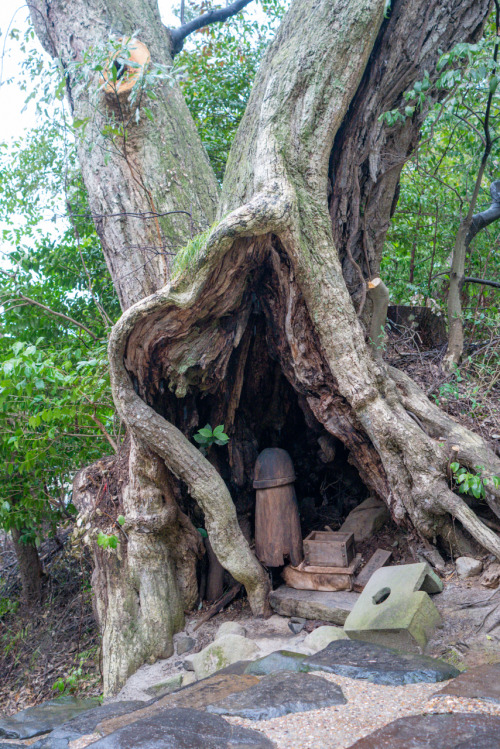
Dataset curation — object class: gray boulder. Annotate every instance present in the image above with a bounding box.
[456,557,483,579]
[183,635,260,679]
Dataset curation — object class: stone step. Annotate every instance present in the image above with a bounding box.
[269,585,359,624]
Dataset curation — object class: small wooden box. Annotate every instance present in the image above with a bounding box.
[303,531,355,568]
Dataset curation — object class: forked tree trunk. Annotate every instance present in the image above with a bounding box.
[32,0,500,696]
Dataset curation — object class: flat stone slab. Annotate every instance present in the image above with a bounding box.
[90,707,274,748]
[245,651,308,676]
[344,562,442,651]
[303,640,459,685]
[208,671,346,720]
[97,674,259,737]
[347,712,500,748]
[269,586,358,624]
[31,701,145,748]
[433,663,500,704]
[0,696,100,740]
[339,496,389,542]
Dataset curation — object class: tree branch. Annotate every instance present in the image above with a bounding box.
[169,0,255,55]
[465,181,500,246]
[463,276,500,289]
[15,294,98,340]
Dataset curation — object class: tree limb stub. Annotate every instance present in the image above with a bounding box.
[466,180,500,246]
[367,278,389,359]
[169,0,255,56]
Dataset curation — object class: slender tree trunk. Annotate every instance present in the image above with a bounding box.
[444,3,499,369]
[445,157,494,370]
[11,529,43,607]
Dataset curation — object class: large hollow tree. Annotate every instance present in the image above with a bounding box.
[30,0,500,695]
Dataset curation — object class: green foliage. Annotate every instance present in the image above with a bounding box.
[0,338,116,539]
[172,225,214,276]
[53,666,83,694]
[382,12,500,341]
[175,1,288,180]
[0,597,19,619]
[194,423,229,452]
[96,531,119,550]
[450,462,500,500]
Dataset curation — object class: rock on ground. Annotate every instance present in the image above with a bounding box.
[269,587,358,624]
[0,696,100,740]
[347,712,500,748]
[216,621,247,638]
[433,664,500,704]
[455,557,483,579]
[30,702,146,749]
[207,671,346,720]
[245,651,308,676]
[301,626,348,653]
[88,707,274,748]
[173,633,196,655]
[96,674,260,737]
[339,496,390,542]
[481,562,500,588]
[184,634,261,679]
[302,640,459,685]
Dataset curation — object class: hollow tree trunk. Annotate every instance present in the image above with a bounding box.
[109,0,500,564]
[11,529,43,607]
[32,0,499,697]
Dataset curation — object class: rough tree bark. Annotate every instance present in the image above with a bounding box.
[11,529,43,607]
[30,0,270,695]
[31,0,500,696]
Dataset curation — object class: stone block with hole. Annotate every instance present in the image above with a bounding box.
[343,562,442,652]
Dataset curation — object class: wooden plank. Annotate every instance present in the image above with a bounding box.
[297,554,362,575]
[282,565,353,592]
[353,549,392,592]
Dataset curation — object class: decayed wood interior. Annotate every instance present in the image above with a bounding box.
[123,240,373,557]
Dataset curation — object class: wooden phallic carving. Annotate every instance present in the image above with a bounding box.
[253,448,303,567]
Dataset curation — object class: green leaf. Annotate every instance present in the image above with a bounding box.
[198,426,213,438]
[117,515,125,526]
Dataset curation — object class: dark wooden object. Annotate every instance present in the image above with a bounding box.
[193,583,242,631]
[304,530,355,567]
[205,536,225,603]
[353,548,393,592]
[254,448,303,567]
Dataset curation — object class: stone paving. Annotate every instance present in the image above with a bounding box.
[3,642,500,748]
